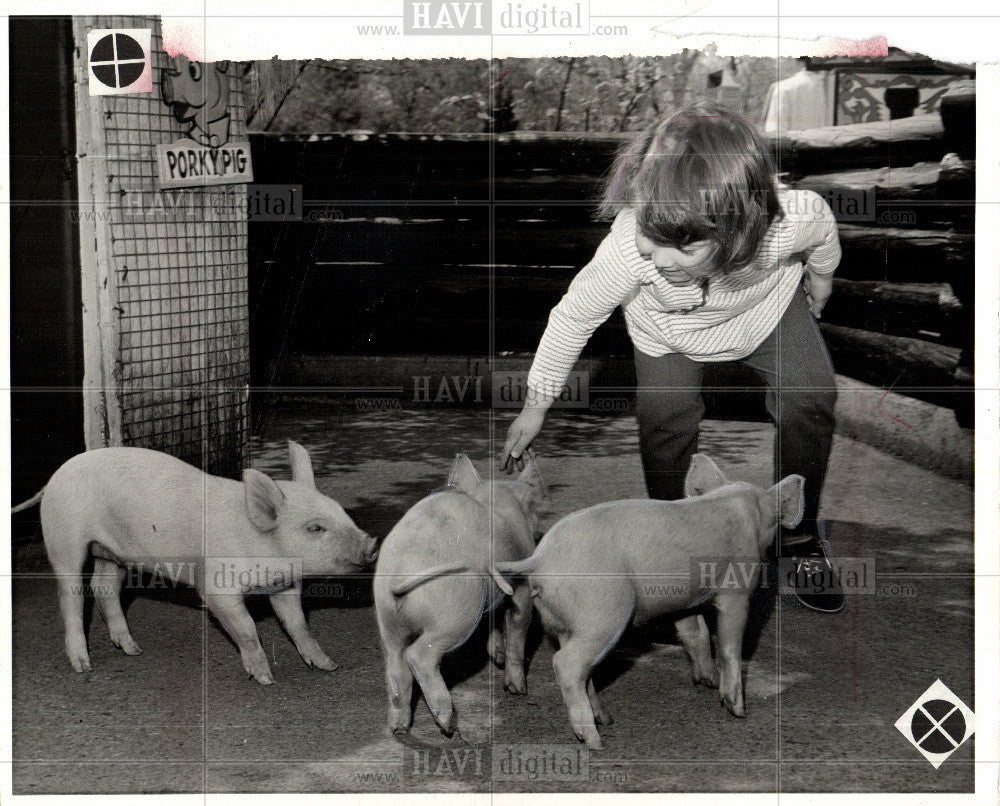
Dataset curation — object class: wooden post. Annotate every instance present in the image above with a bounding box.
[72,16,123,449]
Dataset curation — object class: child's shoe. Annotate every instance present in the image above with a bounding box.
[782,522,845,613]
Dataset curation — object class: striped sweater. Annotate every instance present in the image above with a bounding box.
[527,188,842,399]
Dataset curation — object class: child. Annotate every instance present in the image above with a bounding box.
[498,103,844,613]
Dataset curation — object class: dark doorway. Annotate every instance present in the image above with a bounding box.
[9,16,85,534]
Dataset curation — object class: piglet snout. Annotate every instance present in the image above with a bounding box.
[362,534,381,565]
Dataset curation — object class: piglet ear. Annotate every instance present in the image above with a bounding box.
[448,454,482,492]
[513,453,546,508]
[287,441,316,489]
[769,474,805,529]
[244,469,286,532]
[684,453,729,497]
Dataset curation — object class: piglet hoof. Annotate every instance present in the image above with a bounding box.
[487,634,506,667]
[304,652,339,672]
[580,733,605,751]
[694,672,719,690]
[389,708,412,735]
[69,654,93,673]
[242,650,275,685]
[112,635,143,656]
[722,697,747,718]
[594,710,614,726]
[504,672,527,695]
[440,711,460,738]
[245,661,275,685]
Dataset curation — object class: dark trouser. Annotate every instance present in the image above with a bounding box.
[634,287,837,538]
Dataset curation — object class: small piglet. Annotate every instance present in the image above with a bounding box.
[12,442,378,684]
[373,454,544,739]
[494,454,803,750]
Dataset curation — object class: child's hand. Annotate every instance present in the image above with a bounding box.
[500,406,547,473]
[803,271,833,318]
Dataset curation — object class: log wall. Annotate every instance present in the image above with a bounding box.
[248,111,974,420]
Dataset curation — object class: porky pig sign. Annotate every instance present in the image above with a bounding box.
[155,55,253,188]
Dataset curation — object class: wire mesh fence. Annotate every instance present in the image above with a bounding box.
[76,16,249,475]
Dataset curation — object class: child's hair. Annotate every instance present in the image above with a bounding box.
[600,102,782,272]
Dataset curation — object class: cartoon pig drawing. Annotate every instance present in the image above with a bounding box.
[161,55,231,147]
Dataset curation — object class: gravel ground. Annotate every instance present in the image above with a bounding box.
[10,405,975,794]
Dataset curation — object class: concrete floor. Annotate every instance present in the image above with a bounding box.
[10,404,975,793]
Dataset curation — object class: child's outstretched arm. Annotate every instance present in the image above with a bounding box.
[499,221,639,472]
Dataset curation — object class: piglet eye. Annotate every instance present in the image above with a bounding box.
[306,523,325,534]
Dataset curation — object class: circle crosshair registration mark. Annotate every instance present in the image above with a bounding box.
[910,699,967,754]
[90,33,146,89]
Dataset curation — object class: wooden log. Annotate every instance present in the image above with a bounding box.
[831,280,960,308]
[491,127,949,190]
[793,160,974,230]
[794,160,967,197]
[819,322,963,392]
[252,216,974,299]
[270,218,603,269]
[767,115,946,176]
[500,116,949,175]
[836,225,973,285]
[822,279,965,346]
[250,117,948,190]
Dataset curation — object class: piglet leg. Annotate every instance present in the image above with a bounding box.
[92,558,142,655]
[714,592,749,717]
[502,584,532,694]
[204,591,274,685]
[674,613,718,688]
[270,584,337,671]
